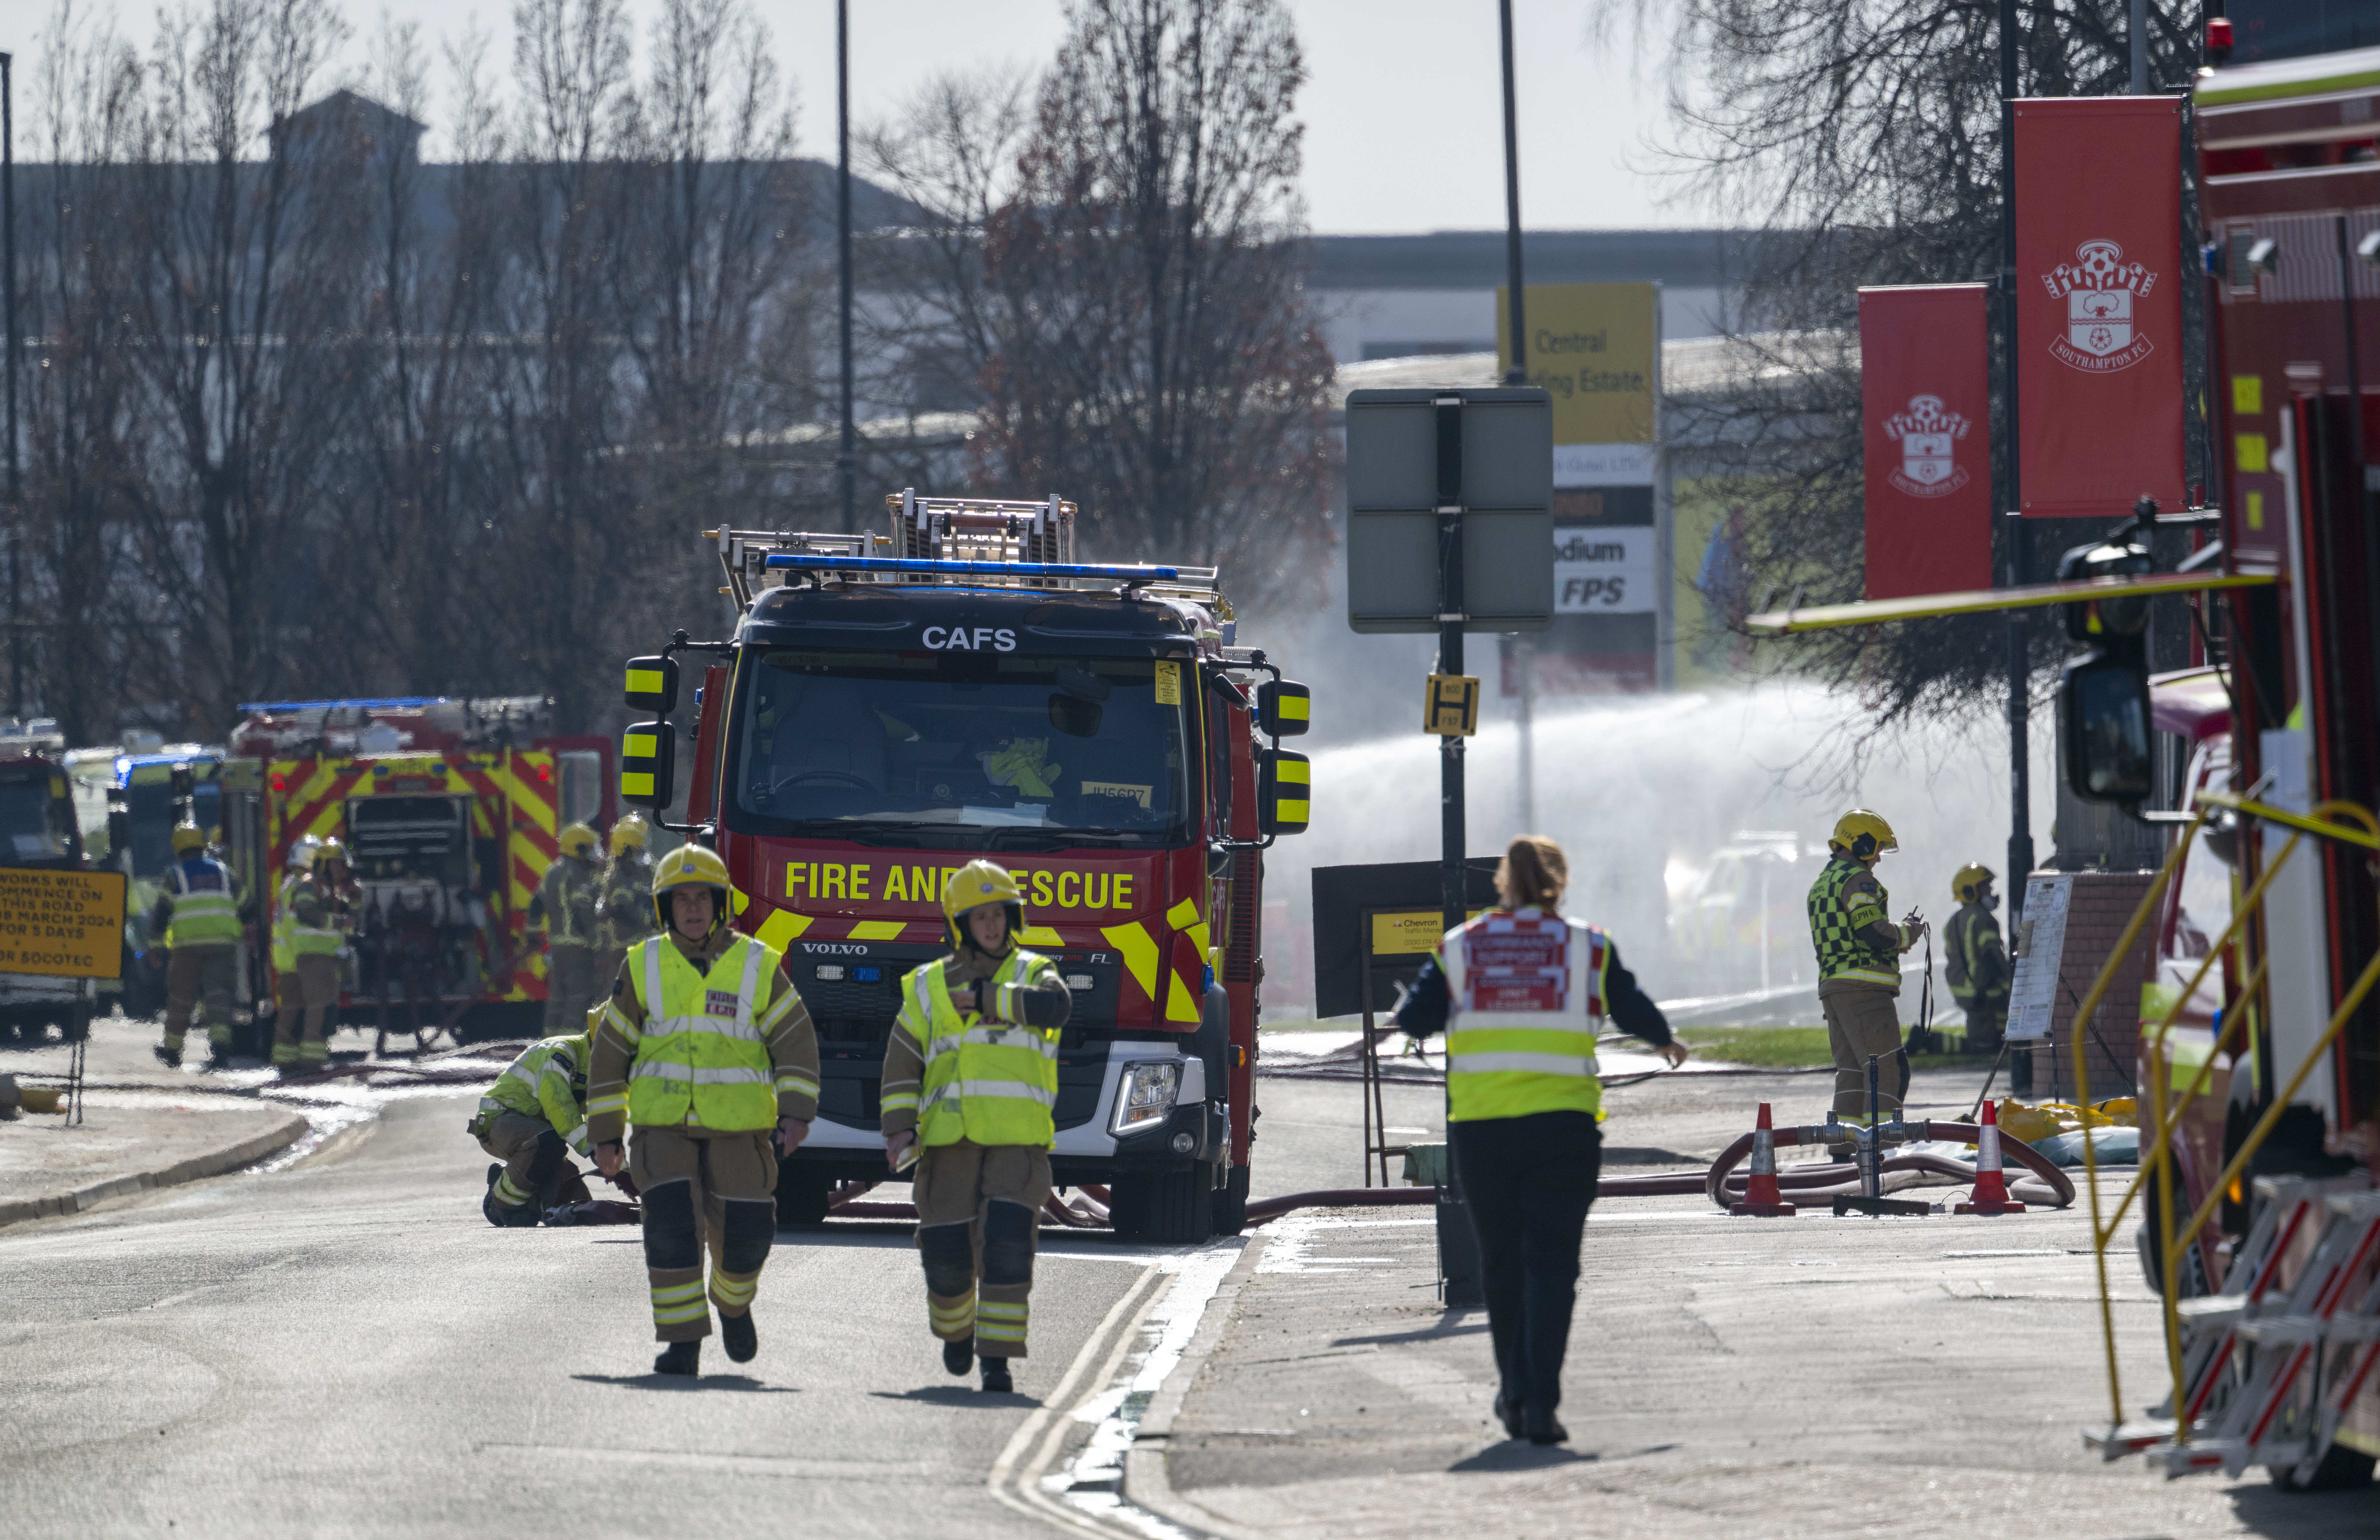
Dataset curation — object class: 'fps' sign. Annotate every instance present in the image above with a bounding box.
[1552,528,1654,614]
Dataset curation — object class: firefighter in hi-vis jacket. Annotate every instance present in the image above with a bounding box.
[880,860,1072,1395]
[586,845,820,1378]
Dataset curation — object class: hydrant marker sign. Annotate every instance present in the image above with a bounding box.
[0,868,127,979]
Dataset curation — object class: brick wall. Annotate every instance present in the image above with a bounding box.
[2018,870,2156,1103]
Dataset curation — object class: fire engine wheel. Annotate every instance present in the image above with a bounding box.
[775,1165,835,1228]
[1211,1165,1249,1237]
[1109,1166,1214,1245]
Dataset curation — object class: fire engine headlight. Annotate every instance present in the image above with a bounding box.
[1110,1060,1182,1137]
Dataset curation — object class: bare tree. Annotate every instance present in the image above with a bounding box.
[1614,0,2202,727]
[867,0,1336,604]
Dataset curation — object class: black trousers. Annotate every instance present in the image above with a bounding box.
[1448,1109,1602,1413]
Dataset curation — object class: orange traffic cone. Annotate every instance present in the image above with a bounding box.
[1730,1102,1797,1216]
[1954,1097,2027,1215]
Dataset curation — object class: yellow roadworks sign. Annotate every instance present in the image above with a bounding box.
[0,868,127,978]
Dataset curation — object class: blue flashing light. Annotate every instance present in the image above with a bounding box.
[238,696,450,713]
[762,554,1179,582]
[854,966,883,983]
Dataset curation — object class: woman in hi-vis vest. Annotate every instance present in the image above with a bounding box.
[1393,835,1689,1446]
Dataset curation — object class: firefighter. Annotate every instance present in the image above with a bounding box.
[1391,834,1689,1446]
[473,1027,595,1226]
[269,834,320,1036]
[587,845,820,1376]
[880,860,1072,1394]
[594,815,655,986]
[1945,863,2010,1058]
[530,823,604,1032]
[1807,809,1928,1152]
[151,823,248,1069]
[274,840,353,1073]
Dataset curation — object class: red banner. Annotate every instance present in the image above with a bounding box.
[1859,284,1994,599]
[2015,96,2186,516]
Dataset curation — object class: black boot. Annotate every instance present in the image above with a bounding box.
[154,1044,182,1069]
[1491,1392,1525,1440]
[979,1356,1013,1394]
[721,1310,757,1364]
[1523,1402,1567,1446]
[654,1340,701,1376]
[943,1336,975,1376]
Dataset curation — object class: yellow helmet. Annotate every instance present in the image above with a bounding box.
[1828,809,1898,862]
[312,837,348,872]
[1953,862,1997,903]
[170,822,206,855]
[557,822,599,860]
[942,858,1024,951]
[608,815,649,855]
[651,843,733,936]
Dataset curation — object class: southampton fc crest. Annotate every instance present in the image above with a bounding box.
[1883,394,1970,499]
[2041,238,2157,372]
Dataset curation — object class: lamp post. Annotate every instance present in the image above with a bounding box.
[836,0,855,533]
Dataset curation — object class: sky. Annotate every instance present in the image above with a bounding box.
[0,0,1712,232]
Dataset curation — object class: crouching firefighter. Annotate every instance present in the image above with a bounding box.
[586,845,820,1377]
[473,1028,596,1226]
[881,860,1072,1394]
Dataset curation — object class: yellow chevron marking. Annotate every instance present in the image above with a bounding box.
[1101,921,1158,1001]
[848,920,905,941]
[755,908,811,951]
[1017,925,1063,947]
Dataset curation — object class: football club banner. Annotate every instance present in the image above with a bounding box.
[2014,96,2186,516]
[1859,284,1993,599]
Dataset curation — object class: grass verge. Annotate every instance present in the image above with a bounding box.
[1678,1025,1994,1075]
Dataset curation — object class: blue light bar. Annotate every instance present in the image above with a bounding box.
[763,554,1179,582]
[238,696,449,713]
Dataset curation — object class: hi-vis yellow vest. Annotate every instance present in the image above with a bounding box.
[890,949,1063,1149]
[623,934,781,1131]
[1437,908,1609,1124]
[164,858,242,947]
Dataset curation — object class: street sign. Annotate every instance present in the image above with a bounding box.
[1345,388,1553,634]
[0,868,127,979]
[1423,675,1480,737]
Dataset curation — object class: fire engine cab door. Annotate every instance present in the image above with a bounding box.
[557,752,603,830]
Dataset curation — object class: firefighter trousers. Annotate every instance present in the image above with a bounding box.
[272,954,341,1066]
[1820,980,1908,1127]
[164,945,237,1054]
[1450,1110,1601,1415]
[479,1111,589,1211]
[912,1140,1051,1359]
[544,944,598,1034]
[630,1126,778,1343]
[1958,995,2008,1057]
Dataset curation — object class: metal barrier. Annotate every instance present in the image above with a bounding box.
[2066,792,2379,1460]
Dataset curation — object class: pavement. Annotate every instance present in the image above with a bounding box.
[1133,1065,2377,1540]
[0,1022,2368,1537]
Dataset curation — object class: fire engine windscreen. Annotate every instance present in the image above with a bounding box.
[733,651,1189,847]
[123,779,223,877]
[0,776,77,863]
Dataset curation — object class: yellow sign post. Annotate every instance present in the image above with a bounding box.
[0,869,128,979]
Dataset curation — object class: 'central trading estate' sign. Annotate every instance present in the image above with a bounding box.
[0,868,127,979]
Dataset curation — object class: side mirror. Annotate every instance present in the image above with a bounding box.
[625,655,680,717]
[620,721,677,810]
[1206,841,1235,880]
[1256,679,1310,737]
[1259,748,1310,836]
[2061,649,2152,804]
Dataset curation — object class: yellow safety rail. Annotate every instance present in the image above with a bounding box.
[2066,793,2379,1446]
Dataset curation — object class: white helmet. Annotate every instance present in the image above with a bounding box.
[286,833,322,874]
